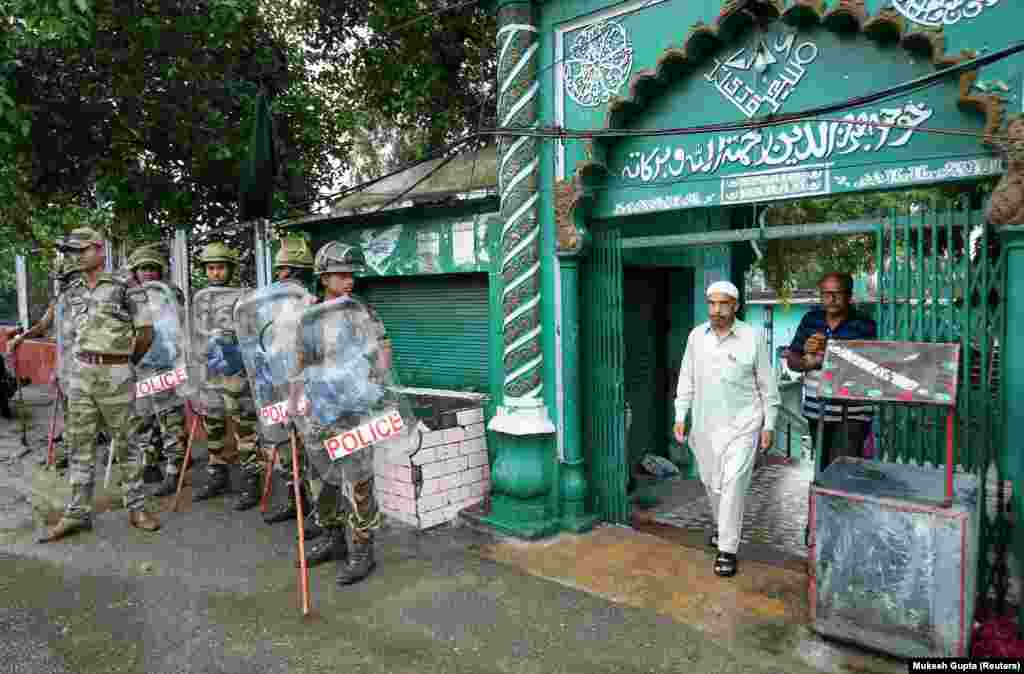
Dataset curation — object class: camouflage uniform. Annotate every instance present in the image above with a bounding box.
[40,227,160,541]
[294,242,388,583]
[125,245,189,497]
[192,242,261,506]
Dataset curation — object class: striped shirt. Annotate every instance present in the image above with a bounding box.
[788,308,877,422]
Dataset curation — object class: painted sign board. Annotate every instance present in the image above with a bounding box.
[818,340,960,406]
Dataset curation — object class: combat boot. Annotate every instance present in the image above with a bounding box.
[143,464,163,484]
[152,470,179,497]
[302,510,323,541]
[38,517,92,543]
[233,469,262,511]
[193,464,230,501]
[336,528,376,585]
[129,510,161,532]
[299,526,346,568]
[263,480,309,524]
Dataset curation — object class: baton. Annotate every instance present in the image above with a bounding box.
[46,387,60,468]
[173,415,200,512]
[290,426,311,616]
[103,437,116,488]
[260,443,279,513]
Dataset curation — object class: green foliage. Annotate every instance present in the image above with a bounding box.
[755,185,990,300]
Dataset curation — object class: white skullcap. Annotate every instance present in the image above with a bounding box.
[706,281,739,300]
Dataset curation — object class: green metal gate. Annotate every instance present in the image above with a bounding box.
[581,226,629,524]
[875,203,1009,611]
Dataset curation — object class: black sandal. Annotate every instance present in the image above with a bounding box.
[707,531,718,549]
[714,552,737,577]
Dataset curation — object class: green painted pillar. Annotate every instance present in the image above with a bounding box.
[556,254,599,533]
[480,0,558,539]
[999,226,1024,630]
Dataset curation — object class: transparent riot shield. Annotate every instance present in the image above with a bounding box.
[54,296,75,391]
[291,295,420,486]
[234,281,314,446]
[135,281,188,415]
[186,286,245,416]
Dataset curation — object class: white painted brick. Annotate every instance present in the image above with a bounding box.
[435,442,461,461]
[419,476,445,496]
[418,507,449,529]
[378,479,416,500]
[418,490,453,513]
[467,480,489,498]
[420,460,447,480]
[456,408,484,426]
[382,508,418,527]
[466,450,489,469]
[438,473,462,492]
[390,463,414,484]
[379,492,417,516]
[461,495,483,510]
[463,422,486,439]
[420,430,448,449]
[444,456,469,475]
[466,466,487,483]
[443,502,461,522]
[459,437,483,456]
[443,426,466,443]
[411,446,437,465]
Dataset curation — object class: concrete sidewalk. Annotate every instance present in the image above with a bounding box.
[0,385,904,674]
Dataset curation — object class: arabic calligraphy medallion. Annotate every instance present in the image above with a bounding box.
[891,0,999,27]
[563,20,633,107]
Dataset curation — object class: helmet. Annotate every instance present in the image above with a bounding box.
[127,244,167,272]
[53,257,78,282]
[199,242,239,266]
[274,236,314,270]
[314,242,365,275]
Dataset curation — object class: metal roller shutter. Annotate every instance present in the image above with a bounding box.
[357,273,490,393]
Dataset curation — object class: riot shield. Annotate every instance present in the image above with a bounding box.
[234,281,314,446]
[291,295,419,486]
[54,295,75,390]
[186,285,245,415]
[135,281,188,415]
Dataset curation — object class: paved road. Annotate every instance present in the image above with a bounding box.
[0,386,850,674]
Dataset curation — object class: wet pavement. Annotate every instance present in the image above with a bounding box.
[642,460,814,564]
[0,384,915,673]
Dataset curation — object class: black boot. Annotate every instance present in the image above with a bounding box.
[299,526,346,568]
[302,511,323,541]
[263,480,309,524]
[152,470,179,497]
[193,465,230,501]
[143,465,163,484]
[233,470,262,511]
[336,529,376,585]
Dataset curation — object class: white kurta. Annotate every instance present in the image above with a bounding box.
[674,320,780,553]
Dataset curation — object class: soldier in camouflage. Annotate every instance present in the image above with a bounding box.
[192,242,262,508]
[126,244,189,497]
[262,236,323,541]
[39,227,161,542]
[291,242,390,584]
[6,258,82,454]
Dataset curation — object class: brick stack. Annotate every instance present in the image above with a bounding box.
[374,406,490,529]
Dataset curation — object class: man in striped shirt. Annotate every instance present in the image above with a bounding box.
[786,272,877,468]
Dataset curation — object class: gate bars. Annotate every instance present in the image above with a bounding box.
[875,203,1010,614]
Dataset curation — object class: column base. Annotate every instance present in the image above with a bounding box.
[470,493,560,540]
[488,403,556,436]
[561,512,599,533]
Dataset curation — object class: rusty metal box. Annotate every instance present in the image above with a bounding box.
[809,458,979,658]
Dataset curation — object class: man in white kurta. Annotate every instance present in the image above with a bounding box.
[673,281,779,577]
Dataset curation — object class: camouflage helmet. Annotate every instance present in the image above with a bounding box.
[274,236,314,270]
[127,244,167,272]
[198,242,239,266]
[314,242,365,275]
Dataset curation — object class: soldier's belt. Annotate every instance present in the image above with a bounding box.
[77,352,132,365]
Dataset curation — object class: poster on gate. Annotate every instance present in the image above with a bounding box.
[323,410,405,460]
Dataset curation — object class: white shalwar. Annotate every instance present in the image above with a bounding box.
[674,320,780,554]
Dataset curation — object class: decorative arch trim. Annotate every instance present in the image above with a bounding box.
[554,0,1006,236]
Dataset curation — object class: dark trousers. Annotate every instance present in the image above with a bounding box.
[806,417,870,471]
